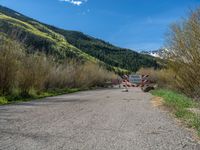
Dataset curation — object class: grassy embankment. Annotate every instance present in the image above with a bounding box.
[0,88,80,105]
[152,89,200,136]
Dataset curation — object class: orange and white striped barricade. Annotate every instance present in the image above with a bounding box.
[141,75,150,87]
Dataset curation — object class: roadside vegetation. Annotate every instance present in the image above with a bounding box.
[138,7,200,99]
[152,89,200,136]
[0,36,116,105]
[138,7,200,136]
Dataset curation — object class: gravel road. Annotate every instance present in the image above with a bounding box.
[0,88,200,150]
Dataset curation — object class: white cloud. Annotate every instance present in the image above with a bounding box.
[59,0,87,6]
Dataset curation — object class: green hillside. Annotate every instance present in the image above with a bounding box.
[0,7,95,62]
[0,5,159,72]
[48,27,159,72]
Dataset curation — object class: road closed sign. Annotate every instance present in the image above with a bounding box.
[129,75,141,84]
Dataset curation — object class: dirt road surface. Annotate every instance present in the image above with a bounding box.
[0,88,200,150]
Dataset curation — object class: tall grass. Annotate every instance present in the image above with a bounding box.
[0,36,116,103]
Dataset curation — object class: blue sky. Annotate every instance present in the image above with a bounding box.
[0,0,200,51]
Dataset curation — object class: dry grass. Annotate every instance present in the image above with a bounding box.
[151,97,164,107]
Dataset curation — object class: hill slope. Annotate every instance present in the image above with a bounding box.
[48,27,159,72]
[0,6,95,62]
[0,5,159,72]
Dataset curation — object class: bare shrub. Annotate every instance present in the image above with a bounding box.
[75,62,117,88]
[18,53,51,95]
[137,68,158,83]
[44,60,79,89]
[46,61,117,89]
[0,36,23,95]
[0,36,117,98]
[166,7,200,98]
[137,68,176,89]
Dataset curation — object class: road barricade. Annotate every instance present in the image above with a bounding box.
[122,74,155,92]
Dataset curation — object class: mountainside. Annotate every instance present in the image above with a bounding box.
[0,5,159,72]
[47,27,159,72]
[0,5,95,62]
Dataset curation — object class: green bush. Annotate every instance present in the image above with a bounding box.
[0,97,8,105]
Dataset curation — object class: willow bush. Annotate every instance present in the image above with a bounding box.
[0,36,116,98]
[0,37,23,95]
[166,8,200,99]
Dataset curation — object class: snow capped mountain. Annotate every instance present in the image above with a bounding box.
[140,48,168,58]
